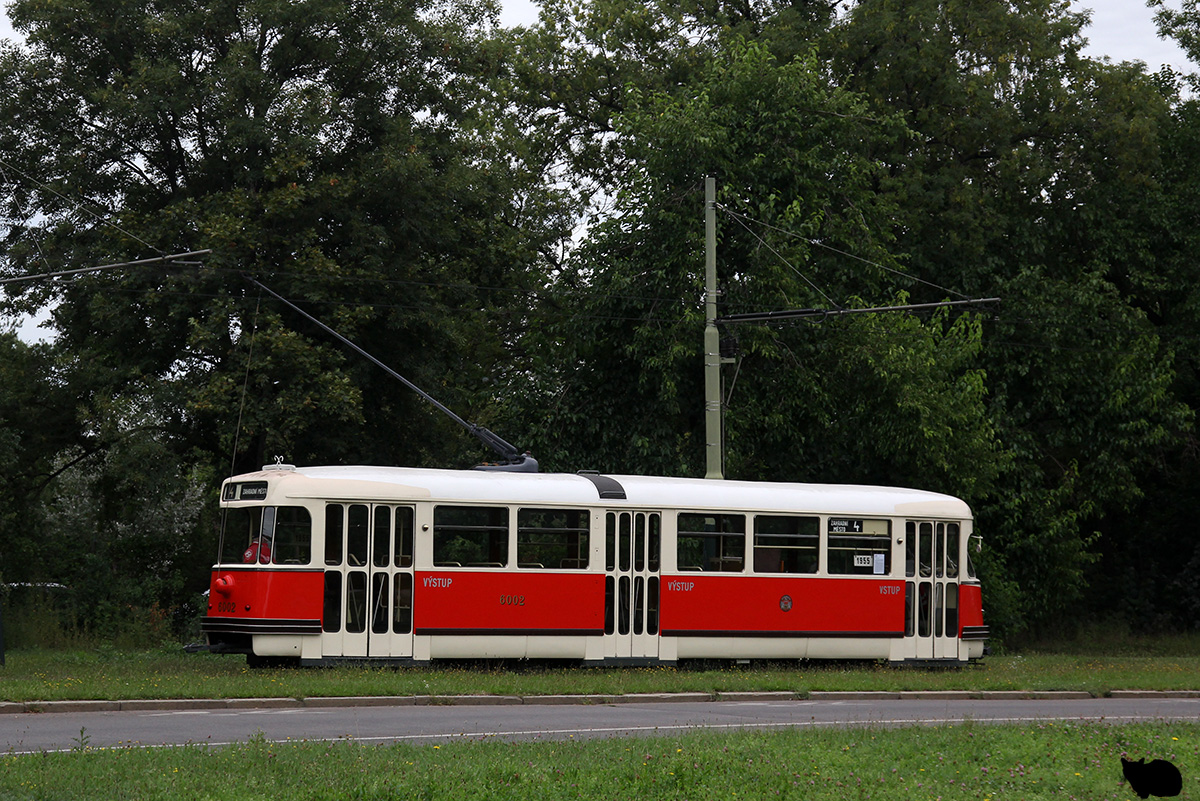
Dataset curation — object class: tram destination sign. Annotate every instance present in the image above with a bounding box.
[828,518,891,537]
[222,481,268,502]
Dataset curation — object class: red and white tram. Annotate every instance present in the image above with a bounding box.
[201,464,988,665]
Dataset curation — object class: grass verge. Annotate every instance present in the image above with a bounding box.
[2,721,1196,800]
[2,647,1200,702]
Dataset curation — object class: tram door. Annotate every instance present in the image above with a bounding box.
[905,521,961,660]
[322,504,414,658]
[604,511,661,660]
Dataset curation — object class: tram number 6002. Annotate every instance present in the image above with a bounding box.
[500,595,526,607]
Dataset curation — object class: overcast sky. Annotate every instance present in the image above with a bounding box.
[496,0,1195,73]
[1066,0,1192,71]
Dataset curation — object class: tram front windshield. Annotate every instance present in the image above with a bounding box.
[219,506,312,565]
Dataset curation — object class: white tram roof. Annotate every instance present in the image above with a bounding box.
[230,465,971,519]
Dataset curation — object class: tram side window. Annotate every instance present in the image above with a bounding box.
[347,505,369,567]
[394,507,414,568]
[517,508,589,569]
[325,505,344,565]
[323,572,342,632]
[271,507,312,565]
[433,506,509,567]
[919,521,933,577]
[827,518,891,575]
[647,514,661,572]
[373,507,391,568]
[905,522,916,577]
[945,523,960,578]
[753,515,818,574]
[945,583,959,636]
[677,513,745,572]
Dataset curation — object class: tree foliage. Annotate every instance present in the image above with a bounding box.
[2,0,1198,645]
[823,0,1193,636]
[0,0,567,635]
[503,39,1003,507]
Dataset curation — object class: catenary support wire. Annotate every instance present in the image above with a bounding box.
[717,297,1000,325]
[0,250,212,286]
[241,273,531,468]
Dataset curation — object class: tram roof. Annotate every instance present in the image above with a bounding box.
[230,465,971,519]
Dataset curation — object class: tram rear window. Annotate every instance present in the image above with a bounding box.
[517,508,589,569]
[677,513,745,572]
[827,518,890,575]
[220,506,312,565]
[433,506,508,567]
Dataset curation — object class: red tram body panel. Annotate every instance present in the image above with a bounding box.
[200,465,988,665]
[959,584,984,628]
[660,577,906,637]
[958,583,987,641]
[207,569,324,630]
[414,571,606,635]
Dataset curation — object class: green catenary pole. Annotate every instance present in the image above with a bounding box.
[704,177,723,480]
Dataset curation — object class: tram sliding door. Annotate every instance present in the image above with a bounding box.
[604,511,661,660]
[322,504,415,659]
[905,521,961,660]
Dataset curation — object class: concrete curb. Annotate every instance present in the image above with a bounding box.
[304,695,419,708]
[809,691,900,700]
[417,695,524,706]
[1108,689,1200,699]
[715,691,800,702]
[521,694,615,705]
[809,690,1100,701]
[4,689,1196,714]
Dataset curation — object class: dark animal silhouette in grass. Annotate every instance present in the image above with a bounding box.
[1122,757,1182,799]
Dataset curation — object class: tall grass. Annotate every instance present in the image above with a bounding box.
[1,593,181,652]
[1020,620,1200,657]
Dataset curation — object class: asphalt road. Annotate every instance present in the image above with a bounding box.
[4,696,1200,754]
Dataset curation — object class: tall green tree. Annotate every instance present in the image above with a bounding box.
[0,333,208,642]
[0,0,567,472]
[0,334,83,584]
[504,38,1005,510]
[829,0,1192,636]
[0,0,571,634]
[503,0,838,228]
[1075,0,1200,628]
